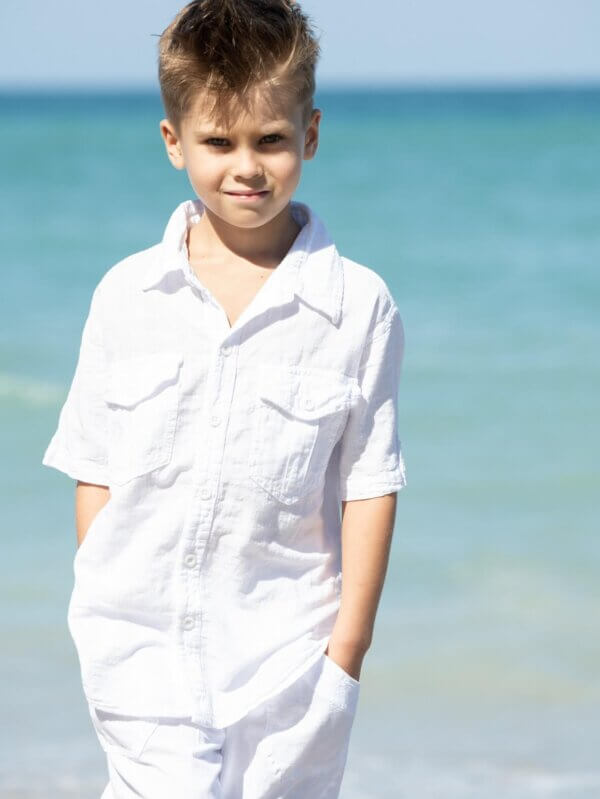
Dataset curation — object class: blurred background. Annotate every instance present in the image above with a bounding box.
[1,1,599,797]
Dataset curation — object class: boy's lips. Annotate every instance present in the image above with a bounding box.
[224,190,270,200]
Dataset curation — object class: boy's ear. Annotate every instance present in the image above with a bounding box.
[303,108,322,161]
[159,119,185,170]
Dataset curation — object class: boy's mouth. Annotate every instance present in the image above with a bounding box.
[224,190,270,200]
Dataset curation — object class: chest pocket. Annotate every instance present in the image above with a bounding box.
[248,366,360,505]
[105,351,183,486]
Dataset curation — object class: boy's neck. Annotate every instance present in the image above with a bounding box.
[187,201,302,269]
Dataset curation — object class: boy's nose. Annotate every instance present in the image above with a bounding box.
[233,149,264,180]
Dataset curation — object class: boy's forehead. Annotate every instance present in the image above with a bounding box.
[185,83,301,132]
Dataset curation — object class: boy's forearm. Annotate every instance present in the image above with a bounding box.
[75,481,111,548]
[331,493,397,653]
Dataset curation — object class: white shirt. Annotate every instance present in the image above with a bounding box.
[42,198,407,729]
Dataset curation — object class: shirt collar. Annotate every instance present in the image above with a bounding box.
[140,198,343,325]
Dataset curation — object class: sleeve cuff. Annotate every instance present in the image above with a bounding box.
[42,446,109,486]
[340,468,407,502]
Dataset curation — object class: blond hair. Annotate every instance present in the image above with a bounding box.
[158,0,321,134]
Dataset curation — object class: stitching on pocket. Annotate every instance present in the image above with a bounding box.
[249,368,355,505]
[106,352,183,485]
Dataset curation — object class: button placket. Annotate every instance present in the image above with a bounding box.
[178,336,239,726]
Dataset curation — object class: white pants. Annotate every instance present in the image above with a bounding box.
[89,650,360,798]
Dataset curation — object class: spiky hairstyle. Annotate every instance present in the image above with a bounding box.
[158,0,321,135]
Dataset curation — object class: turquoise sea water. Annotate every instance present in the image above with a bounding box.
[2,86,600,797]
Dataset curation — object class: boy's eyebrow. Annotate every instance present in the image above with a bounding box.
[194,120,294,135]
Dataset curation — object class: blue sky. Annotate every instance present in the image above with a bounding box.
[1,0,599,88]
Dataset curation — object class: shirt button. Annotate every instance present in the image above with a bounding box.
[221,345,231,357]
[210,414,221,426]
[184,553,197,568]
[303,397,313,410]
[200,486,212,500]
[183,616,195,630]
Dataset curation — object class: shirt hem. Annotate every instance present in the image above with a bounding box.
[207,637,331,729]
[79,637,334,728]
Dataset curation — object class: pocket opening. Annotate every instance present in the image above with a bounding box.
[89,706,160,760]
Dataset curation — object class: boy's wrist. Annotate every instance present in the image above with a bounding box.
[328,628,372,656]
[325,636,369,683]
[330,606,374,654]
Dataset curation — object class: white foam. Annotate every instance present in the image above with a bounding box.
[0,373,65,406]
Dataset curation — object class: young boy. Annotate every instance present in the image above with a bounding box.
[42,1,407,796]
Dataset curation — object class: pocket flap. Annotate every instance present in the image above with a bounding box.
[257,367,359,422]
[105,351,183,408]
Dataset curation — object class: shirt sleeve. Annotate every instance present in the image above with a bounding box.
[338,298,407,501]
[41,284,110,485]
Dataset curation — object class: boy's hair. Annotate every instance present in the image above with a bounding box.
[158,0,321,135]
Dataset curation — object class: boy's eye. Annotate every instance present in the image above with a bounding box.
[260,134,283,144]
[204,134,283,147]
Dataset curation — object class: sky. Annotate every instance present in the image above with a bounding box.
[1,0,599,89]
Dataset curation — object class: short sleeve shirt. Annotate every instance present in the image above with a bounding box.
[42,198,407,728]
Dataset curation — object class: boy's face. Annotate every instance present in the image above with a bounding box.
[160,82,321,231]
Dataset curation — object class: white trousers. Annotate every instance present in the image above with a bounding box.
[89,650,360,798]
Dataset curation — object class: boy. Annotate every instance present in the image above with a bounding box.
[41,1,407,796]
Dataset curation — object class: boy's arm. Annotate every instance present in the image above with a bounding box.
[42,282,111,487]
[328,288,407,681]
[75,481,110,549]
[326,493,397,681]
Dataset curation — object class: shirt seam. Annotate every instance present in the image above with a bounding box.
[356,304,400,375]
[367,303,399,346]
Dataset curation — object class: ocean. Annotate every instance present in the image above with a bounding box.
[1,85,599,797]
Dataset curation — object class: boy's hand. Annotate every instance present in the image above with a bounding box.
[324,639,366,683]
